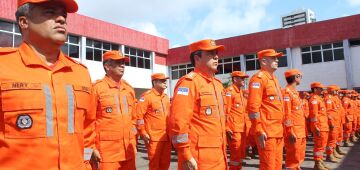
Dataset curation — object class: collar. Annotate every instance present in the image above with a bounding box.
[260,68,275,80]
[103,75,126,90]
[151,88,165,97]
[232,84,241,93]
[194,68,214,82]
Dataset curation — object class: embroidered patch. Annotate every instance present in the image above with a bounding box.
[139,97,145,102]
[205,107,212,116]
[326,100,332,104]
[252,82,260,89]
[236,103,240,108]
[105,107,113,113]
[226,92,231,97]
[16,114,32,129]
[311,100,318,105]
[284,96,290,101]
[269,96,275,100]
[177,87,189,96]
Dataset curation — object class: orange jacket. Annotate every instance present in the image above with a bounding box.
[334,96,346,125]
[300,98,309,118]
[342,97,354,122]
[136,88,170,141]
[324,94,341,128]
[169,68,227,161]
[282,86,306,138]
[309,94,329,132]
[225,84,246,132]
[93,76,137,162]
[0,43,95,169]
[247,69,284,138]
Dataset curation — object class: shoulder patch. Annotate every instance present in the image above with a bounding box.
[226,92,232,97]
[257,71,263,78]
[139,97,145,102]
[326,100,332,104]
[311,100,318,105]
[251,82,261,89]
[177,87,189,96]
[284,96,290,102]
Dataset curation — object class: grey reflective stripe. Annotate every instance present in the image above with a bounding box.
[84,148,93,161]
[137,119,145,125]
[114,95,120,114]
[123,95,128,115]
[161,100,167,115]
[172,133,188,144]
[66,85,75,134]
[218,92,225,116]
[249,112,260,119]
[212,93,220,118]
[314,151,323,156]
[229,161,241,166]
[43,85,54,137]
[310,118,318,122]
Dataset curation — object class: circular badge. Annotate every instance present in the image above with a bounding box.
[205,107,212,116]
[16,114,32,129]
[236,104,240,108]
[106,107,113,113]
[269,96,275,100]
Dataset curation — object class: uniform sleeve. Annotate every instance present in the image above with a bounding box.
[342,99,351,122]
[225,89,233,132]
[283,93,295,136]
[169,79,195,161]
[83,85,97,161]
[309,98,320,132]
[304,102,310,118]
[325,98,335,127]
[136,94,150,136]
[247,77,264,136]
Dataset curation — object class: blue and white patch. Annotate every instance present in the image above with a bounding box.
[139,97,145,102]
[252,82,260,89]
[177,87,189,96]
[16,114,32,129]
[226,92,232,97]
[311,100,318,105]
[284,96,290,102]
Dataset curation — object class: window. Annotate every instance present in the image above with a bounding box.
[301,42,344,64]
[86,38,120,61]
[277,49,288,67]
[124,46,151,69]
[171,63,194,79]
[245,54,259,71]
[350,39,360,47]
[216,57,241,75]
[0,20,22,47]
[61,35,80,58]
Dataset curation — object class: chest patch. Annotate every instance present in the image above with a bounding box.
[16,114,33,129]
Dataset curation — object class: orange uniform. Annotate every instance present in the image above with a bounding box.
[136,88,171,170]
[93,76,137,170]
[324,94,341,156]
[342,96,354,140]
[333,95,345,145]
[247,69,284,170]
[309,94,329,161]
[225,84,247,169]
[169,69,228,170]
[0,43,95,169]
[282,86,306,170]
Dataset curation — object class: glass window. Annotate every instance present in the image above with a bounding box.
[103,42,111,50]
[334,49,344,60]
[172,70,178,79]
[278,56,288,67]
[144,51,151,58]
[93,40,102,48]
[0,21,13,32]
[322,44,331,49]
[130,56,137,67]
[94,49,102,61]
[216,64,223,75]
[302,53,311,64]
[124,46,152,69]
[223,63,232,74]
[111,44,119,50]
[137,57,144,68]
[333,42,343,48]
[323,50,333,62]
[246,60,256,71]
[312,51,322,63]
[301,47,310,52]
[69,35,79,44]
[233,62,241,71]
[14,34,22,47]
[0,32,13,47]
[311,45,321,51]
[179,69,187,77]
[69,45,79,58]
[86,48,93,60]
[145,59,150,69]
[301,42,344,64]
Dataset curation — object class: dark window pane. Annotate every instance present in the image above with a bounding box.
[322,44,331,49]
[323,50,333,62]
[94,49,102,61]
[187,64,193,68]
[334,49,344,60]
[350,39,360,46]
[93,40,102,49]
[187,68,194,73]
[218,59,223,63]
[144,51,150,58]
[130,56,136,67]
[311,45,321,51]
[125,55,130,66]
[0,32,13,47]
[171,70,178,79]
[312,51,322,63]
[246,60,256,71]
[171,66,178,70]
[86,48,93,60]
[69,45,79,58]
[68,35,79,44]
[0,21,13,32]
[216,64,223,75]
[15,24,20,33]
[144,59,150,69]
[245,54,255,60]
[103,42,110,50]
[137,50,144,57]
[333,42,343,48]
[14,34,22,47]
[61,44,68,55]
[125,47,130,54]
[278,56,288,67]
[137,57,144,68]
[86,39,92,47]
[302,53,311,64]
[130,48,136,55]
[256,60,260,70]
[233,62,241,71]
[233,57,240,61]
[179,65,186,69]
[111,44,119,50]
[224,63,232,74]
[301,47,310,52]
[179,69,187,77]
[223,58,231,62]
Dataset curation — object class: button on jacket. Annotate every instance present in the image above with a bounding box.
[0,43,95,170]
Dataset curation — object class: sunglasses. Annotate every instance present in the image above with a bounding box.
[295,74,302,78]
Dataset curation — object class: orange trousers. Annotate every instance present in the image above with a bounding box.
[256,137,284,170]
[146,141,171,170]
[284,137,306,170]
[177,147,227,170]
[344,122,353,140]
[99,158,136,170]
[337,124,344,145]
[326,129,338,155]
[353,117,358,133]
[229,132,246,170]
[313,131,328,161]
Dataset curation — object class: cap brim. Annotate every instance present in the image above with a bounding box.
[202,45,225,52]
[60,0,79,13]
[267,52,284,57]
[108,57,130,62]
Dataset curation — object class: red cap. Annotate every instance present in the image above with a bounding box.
[257,49,284,59]
[327,85,339,91]
[103,51,129,62]
[151,73,169,80]
[284,69,302,78]
[311,82,324,89]
[18,0,78,13]
[189,39,225,54]
[231,71,249,78]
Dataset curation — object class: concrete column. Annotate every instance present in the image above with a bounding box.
[286,47,293,69]
[80,36,86,63]
[343,39,353,89]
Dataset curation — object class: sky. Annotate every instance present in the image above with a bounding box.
[76,0,360,48]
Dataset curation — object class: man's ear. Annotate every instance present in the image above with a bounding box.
[18,16,29,30]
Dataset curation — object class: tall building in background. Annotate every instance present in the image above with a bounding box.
[282,9,316,28]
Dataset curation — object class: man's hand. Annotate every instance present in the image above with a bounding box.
[315,128,320,137]
[183,157,198,170]
[258,132,267,149]
[288,134,297,144]
[226,130,233,142]
[142,134,150,145]
[90,149,101,170]
[329,125,335,131]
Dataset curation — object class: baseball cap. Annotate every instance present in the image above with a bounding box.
[231,71,249,78]
[311,82,324,89]
[151,73,169,80]
[284,69,302,78]
[18,0,78,13]
[189,39,225,54]
[257,49,284,59]
[103,51,129,62]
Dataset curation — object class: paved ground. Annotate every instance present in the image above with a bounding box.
[135,138,360,170]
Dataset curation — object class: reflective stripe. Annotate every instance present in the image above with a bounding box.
[314,151,323,156]
[132,127,137,134]
[123,95,128,115]
[66,85,74,134]
[172,133,188,144]
[310,118,318,122]
[218,91,225,116]
[212,93,220,118]
[84,148,93,161]
[249,112,260,119]
[229,161,241,166]
[114,95,120,114]
[336,142,343,145]
[43,85,54,137]
[326,146,333,151]
[137,119,145,125]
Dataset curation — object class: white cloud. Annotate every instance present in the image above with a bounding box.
[128,22,164,38]
[347,0,360,6]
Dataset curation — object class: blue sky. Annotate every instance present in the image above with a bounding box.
[76,0,360,48]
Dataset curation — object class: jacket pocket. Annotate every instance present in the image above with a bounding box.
[199,92,218,119]
[197,136,224,164]
[73,85,91,133]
